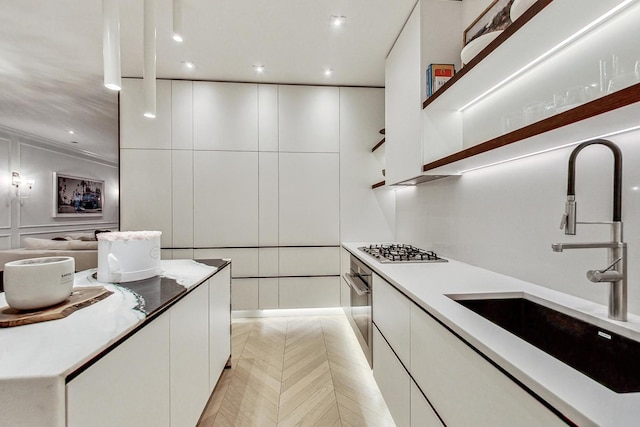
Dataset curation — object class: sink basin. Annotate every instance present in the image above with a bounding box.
[450,294,640,393]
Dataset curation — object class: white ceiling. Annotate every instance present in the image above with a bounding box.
[0,0,416,163]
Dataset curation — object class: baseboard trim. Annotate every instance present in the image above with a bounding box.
[232,307,344,318]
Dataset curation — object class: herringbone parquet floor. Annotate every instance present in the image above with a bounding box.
[196,314,395,426]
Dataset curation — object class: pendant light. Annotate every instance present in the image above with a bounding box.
[143,0,156,118]
[172,0,183,42]
[102,0,121,91]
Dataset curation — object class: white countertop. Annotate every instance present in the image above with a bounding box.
[0,259,217,382]
[343,242,640,427]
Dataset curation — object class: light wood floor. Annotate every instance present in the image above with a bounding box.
[196,314,395,427]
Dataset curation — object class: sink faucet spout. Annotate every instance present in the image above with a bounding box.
[553,139,627,321]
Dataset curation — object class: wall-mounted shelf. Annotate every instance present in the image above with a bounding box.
[422,0,553,110]
[371,138,385,153]
[417,0,640,180]
[424,84,640,173]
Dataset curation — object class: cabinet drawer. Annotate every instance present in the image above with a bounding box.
[372,273,411,366]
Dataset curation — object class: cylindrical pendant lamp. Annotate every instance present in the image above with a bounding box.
[102,0,121,91]
[173,0,183,42]
[143,0,156,118]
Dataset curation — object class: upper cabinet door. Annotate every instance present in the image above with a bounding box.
[385,4,422,185]
[172,81,193,150]
[278,86,339,153]
[193,82,258,151]
[193,151,259,247]
[120,79,172,149]
[279,152,339,245]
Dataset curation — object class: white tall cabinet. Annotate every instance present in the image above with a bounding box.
[384,0,462,184]
[120,80,388,312]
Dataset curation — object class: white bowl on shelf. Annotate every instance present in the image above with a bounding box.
[510,0,537,22]
[4,257,75,310]
[461,30,503,65]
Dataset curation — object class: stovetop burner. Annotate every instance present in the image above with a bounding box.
[358,244,448,263]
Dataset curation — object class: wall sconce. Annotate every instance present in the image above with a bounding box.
[12,172,34,204]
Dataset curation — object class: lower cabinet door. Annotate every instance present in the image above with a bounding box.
[410,305,567,427]
[373,326,410,427]
[66,313,171,427]
[411,381,443,427]
[170,283,210,427]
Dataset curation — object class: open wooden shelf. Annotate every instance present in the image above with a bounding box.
[371,138,385,153]
[423,83,640,172]
[422,0,554,110]
[372,180,386,189]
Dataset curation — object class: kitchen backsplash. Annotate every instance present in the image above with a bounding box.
[395,128,640,314]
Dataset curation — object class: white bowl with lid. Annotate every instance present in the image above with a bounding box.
[3,257,75,310]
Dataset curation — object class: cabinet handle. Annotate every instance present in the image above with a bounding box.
[343,272,370,296]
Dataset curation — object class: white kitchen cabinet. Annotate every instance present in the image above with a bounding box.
[384,4,422,186]
[193,151,259,247]
[278,247,340,277]
[172,150,194,248]
[172,80,193,150]
[67,312,171,427]
[279,277,340,309]
[120,79,172,149]
[209,264,231,390]
[258,84,279,152]
[373,326,410,427]
[259,152,279,246]
[278,152,340,245]
[372,273,411,366]
[385,0,462,182]
[193,82,258,151]
[258,247,279,277]
[170,284,210,427]
[411,381,443,427]
[120,149,172,247]
[259,278,279,310]
[194,248,258,278]
[278,85,339,153]
[232,278,259,310]
[409,304,566,427]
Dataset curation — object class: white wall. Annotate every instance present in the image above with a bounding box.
[395,128,640,315]
[0,126,119,250]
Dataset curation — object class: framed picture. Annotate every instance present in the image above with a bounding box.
[53,172,104,217]
[464,0,514,45]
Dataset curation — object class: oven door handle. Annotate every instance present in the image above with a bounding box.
[343,272,370,296]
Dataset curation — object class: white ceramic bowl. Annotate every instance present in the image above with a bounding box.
[461,30,503,65]
[510,0,537,22]
[4,257,75,310]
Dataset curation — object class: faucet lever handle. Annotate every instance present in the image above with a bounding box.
[560,213,568,230]
[601,257,623,273]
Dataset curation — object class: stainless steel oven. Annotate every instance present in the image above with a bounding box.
[343,254,373,367]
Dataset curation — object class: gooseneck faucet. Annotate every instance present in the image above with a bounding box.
[552,139,627,321]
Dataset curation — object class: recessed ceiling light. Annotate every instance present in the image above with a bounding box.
[253,65,265,73]
[181,61,196,69]
[330,15,346,27]
[173,34,184,43]
[324,68,333,77]
[68,130,76,135]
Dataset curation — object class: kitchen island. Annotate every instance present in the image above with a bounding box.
[343,242,640,427]
[0,259,231,427]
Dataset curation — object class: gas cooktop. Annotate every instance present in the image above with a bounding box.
[358,244,448,263]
